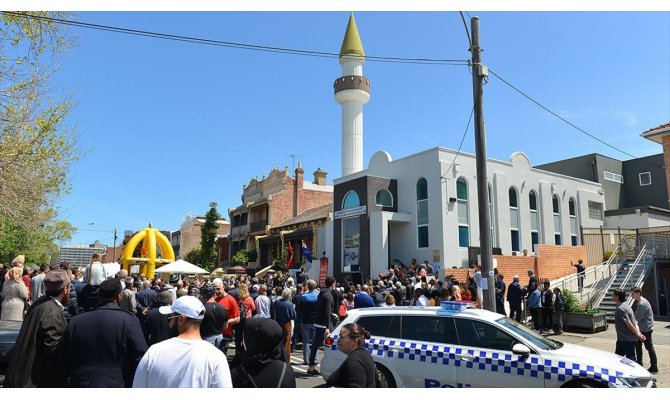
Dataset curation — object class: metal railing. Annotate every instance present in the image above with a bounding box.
[588,244,647,310]
[618,244,648,291]
[551,245,621,306]
[585,249,624,309]
[249,219,268,232]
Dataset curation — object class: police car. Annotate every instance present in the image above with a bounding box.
[320,304,656,388]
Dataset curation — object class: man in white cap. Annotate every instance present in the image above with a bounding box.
[132,295,232,388]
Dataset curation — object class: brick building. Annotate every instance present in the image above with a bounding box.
[172,213,230,260]
[228,163,333,270]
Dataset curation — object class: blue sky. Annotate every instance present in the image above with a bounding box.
[42,11,668,246]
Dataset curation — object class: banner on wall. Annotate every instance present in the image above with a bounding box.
[319,257,329,287]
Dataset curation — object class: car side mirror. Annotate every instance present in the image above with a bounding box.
[512,343,531,359]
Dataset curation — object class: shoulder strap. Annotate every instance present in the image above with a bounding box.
[239,365,258,388]
[276,362,287,388]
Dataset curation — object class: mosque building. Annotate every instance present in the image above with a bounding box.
[316,14,606,282]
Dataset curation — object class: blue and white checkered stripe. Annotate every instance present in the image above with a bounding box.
[330,336,623,386]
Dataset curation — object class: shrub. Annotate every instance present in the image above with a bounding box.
[602,251,613,262]
[563,289,582,312]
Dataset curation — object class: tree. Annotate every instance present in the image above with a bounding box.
[184,248,202,267]
[232,249,250,266]
[0,210,75,264]
[0,12,80,261]
[200,202,220,271]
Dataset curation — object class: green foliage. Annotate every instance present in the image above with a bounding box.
[200,202,220,270]
[232,249,255,266]
[0,214,75,264]
[0,12,81,258]
[602,251,613,262]
[562,289,582,313]
[247,249,257,263]
[184,248,202,267]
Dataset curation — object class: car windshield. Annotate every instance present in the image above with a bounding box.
[496,317,561,351]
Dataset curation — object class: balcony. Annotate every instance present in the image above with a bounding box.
[231,225,249,236]
[249,219,268,232]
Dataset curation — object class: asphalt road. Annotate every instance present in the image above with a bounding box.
[228,345,326,388]
[546,320,669,388]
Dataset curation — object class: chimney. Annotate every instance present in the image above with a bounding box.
[293,161,304,217]
[313,168,328,186]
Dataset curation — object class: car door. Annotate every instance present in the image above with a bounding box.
[453,317,545,388]
[393,316,459,388]
[354,315,402,380]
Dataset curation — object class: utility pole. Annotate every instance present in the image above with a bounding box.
[113,228,118,262]
[470,17,496,312]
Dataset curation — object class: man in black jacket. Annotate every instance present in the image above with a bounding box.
[541,281,554,332]
[56,278,148,387]
[4,270,70,387]
[308,276,335,375]
[507,275,524,322]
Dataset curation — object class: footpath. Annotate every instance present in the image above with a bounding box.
[549,319,669,387]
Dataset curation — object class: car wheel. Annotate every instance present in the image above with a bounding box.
[562,379,605,388]
[375,363,396,388]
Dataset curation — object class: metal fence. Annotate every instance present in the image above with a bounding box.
[550,247,621,308]
[637,226,670,258]
[581,227,636,266]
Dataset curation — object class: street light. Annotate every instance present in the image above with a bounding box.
[89,222,118,262]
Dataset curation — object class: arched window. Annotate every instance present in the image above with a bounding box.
[509,187,520,252]
[529,190,540,251]
[553,195,562,245]
[457,178,469,248]
[488,183,496,247]
[569,197,578,246]
[375,189,393,207]
[416,178,429,248]
[342,190,360,209]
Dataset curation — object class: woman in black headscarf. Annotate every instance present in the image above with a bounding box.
[230,317,296,388]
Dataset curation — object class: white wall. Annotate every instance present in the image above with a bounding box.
[604,211,670,229]
[352,147,604,269]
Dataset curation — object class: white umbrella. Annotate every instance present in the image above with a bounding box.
[154,259,208,274]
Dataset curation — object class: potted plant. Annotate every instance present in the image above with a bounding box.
[562,289,608,333]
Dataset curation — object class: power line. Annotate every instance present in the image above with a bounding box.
[459,11,472,49]
[441,105,475,181]
[2,11,469,66]
[487,68,662,168]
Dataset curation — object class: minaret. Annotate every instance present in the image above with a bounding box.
[334,13,371,177]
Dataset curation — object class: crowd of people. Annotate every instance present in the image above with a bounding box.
[1,252,659,386]
[0,254,382,388]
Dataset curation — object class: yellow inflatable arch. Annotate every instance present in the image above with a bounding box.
[121,224,175,279]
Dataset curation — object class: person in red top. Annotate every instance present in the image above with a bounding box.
[214,278,240,356]
[237,284,255,318]
[21,268,32,299]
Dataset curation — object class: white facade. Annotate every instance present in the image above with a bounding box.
[331,147,605,279]
[605,208,670,229]
[336,55,370,177]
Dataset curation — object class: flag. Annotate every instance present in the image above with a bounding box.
[287,241,294,267]
[301,240,313,263]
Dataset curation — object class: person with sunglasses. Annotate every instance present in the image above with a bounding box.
[133,295,232,388]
